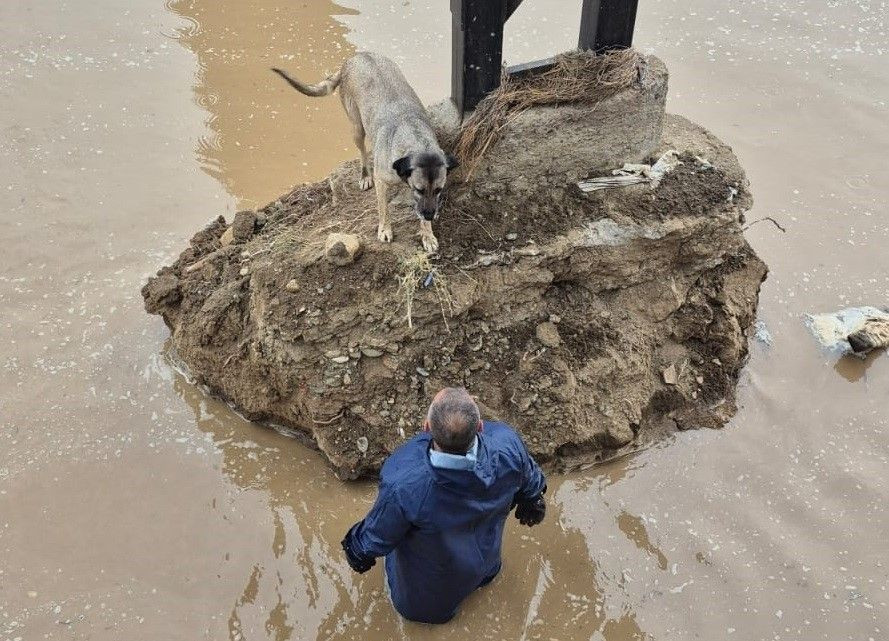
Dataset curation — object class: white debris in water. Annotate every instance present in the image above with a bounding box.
[803,306,889,354]
[753,319,773,347]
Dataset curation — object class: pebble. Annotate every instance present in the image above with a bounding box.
[662,364,679,385]
[506,232,518,240]
[361,347,384,358]
[535,321,561,348]
[285,279,300,292]
[331,355,350,364]
[356,436,369,453]
[239,266,249,276]
[416,367,430,377]
[343,373,352,385]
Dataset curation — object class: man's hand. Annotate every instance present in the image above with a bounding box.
[342,531,376,573]
[514,493,546,527]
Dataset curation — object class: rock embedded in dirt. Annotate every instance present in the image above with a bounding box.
[232,210,257,243]
[143,84,767,479]
[535,322,561,348]
[325,232,363,266]
[220,226,235,247]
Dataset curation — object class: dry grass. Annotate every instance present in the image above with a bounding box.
[396,251,454,330]
[454,48,643,177]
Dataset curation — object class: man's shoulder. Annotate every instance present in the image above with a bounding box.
[482,420,523,445]
[380,433,433,488]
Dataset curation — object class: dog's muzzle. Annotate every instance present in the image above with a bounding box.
[420,209,437,222]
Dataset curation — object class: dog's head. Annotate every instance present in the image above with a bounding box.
[393,152,459,221]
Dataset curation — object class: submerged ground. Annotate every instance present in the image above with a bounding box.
[2,1,888,640]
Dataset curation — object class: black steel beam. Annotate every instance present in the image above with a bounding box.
[506,0,524,20]
[579,0,639,53]
[452,0,510,114]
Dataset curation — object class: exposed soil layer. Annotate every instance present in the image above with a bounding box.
[143,113,767,479]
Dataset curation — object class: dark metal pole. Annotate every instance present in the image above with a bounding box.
[579,0,639,53]
[451,0,509,115]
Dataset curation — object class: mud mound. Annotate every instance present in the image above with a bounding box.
[143,106,766,479]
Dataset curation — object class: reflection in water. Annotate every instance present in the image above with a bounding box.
[166,0,358,209]
[833,349,886,383]
[617,512,669,572]
[170,363,654,640]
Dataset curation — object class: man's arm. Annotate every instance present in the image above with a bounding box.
[341,484,412,573]
[513,436,547,527]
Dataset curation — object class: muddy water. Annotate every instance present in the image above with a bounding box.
[2,0,888,639]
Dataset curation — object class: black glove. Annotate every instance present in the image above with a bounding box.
[514,493,546,527]
[341,528,376,574]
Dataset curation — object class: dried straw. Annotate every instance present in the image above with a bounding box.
[454,48,643,176]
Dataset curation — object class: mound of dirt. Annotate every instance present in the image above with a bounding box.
[143,93,766,479]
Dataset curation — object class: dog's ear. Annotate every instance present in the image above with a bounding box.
[445,153,460,171]
[393,156,413,181]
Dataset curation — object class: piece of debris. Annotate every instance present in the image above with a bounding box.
[325,233,363,266]
[219,226,235,247]
[535,321,561,348]
[848,317,889,355]
[753,319,773,347]
[356,436,369,454]
[662,364,679,385]
[577,150,682,192]
[285,279,300,292]
[804,306,889,355]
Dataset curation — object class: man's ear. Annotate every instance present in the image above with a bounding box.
[423,419,431,433]
[393,156,413,181]
[476,419,483,433]
[445,153,460,171]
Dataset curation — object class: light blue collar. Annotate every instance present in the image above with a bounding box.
[429,435,479,470]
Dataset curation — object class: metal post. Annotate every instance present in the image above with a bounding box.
[579,0,639,53]
[451,0,510,114]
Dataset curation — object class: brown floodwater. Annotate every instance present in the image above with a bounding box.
[2,0,888,639]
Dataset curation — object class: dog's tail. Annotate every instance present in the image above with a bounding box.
[271,67,342,97]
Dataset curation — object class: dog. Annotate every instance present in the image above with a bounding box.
[272,52,458,253]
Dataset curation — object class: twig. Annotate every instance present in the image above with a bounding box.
[312,411,344,425]
[743,217,786,233]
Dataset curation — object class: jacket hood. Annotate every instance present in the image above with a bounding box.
[425,433,498,492]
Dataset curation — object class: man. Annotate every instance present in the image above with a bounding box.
[341,387,547,624]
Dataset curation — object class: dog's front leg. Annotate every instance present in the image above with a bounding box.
[419,220,438,253]
[375,178,393,243]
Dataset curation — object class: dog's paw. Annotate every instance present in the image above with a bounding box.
[358,175,374,191]
[377,225,393,243]
[421,233,439,254]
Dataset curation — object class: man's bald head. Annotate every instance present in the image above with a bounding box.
[426,388,481,454]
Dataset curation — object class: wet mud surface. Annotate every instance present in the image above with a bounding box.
[2,0,889,640]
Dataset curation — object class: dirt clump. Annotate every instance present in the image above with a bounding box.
[142,110,767,479]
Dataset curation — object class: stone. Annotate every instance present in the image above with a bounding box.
[662,364,679,385]
[325,233,363,266]
[535,322,561,348]
[219,226,235,247]
[285,279,300,292]
[232,210,257,242]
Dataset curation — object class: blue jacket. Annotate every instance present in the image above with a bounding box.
[344,421,546,623]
